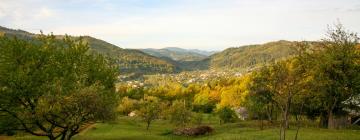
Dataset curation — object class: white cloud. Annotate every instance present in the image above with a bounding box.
[0,0,57,30]
[35,7,54,19]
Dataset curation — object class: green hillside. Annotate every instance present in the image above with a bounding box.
[78,36,177,75]
[0,26,177,76]
[158,56,210,71]
[209,40,298,70]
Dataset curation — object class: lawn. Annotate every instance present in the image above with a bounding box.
[6,116,360,140]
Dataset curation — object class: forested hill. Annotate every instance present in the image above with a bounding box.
[208,40,299,70]
[0,26,177,76]
[78,36,177,75]
[140,41,299,71]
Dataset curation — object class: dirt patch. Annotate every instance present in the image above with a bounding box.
[173,125,214,136]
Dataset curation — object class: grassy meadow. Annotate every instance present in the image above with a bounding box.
[6,115,360,140]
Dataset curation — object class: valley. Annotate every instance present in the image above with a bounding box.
[1,23,359,140]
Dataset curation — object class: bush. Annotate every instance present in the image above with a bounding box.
[173,126,214,136]
[117,96,138,115]
[217,107,237,124]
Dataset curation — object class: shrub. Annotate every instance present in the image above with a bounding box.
[167,100,192,126]
[193,104,215,113]
[217,107,238,124]
[117,96,138,115]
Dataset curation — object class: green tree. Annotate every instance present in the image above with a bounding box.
[310,24,360,129]
[250,57,307,140]
[244,84,274,130]
[0,35,119,140]
[137,95,161,130]
[167,100,192,127]
[217,107,237,124]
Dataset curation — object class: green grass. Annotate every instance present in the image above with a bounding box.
[6,116,360,140]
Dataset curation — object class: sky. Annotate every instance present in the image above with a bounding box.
[0,0,360,51]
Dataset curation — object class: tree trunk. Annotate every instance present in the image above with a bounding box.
[281,114,287,140]
[295,115,300,140]
[285,101,290,129]
[280,121,286,140]
[259,113,264,130]
[280,98,290,140]
[48,135,56,140]
[280,110,287,140]
[62,135,72,140]
[319,113,328,128]
[327,98,338,129]
[266,105,273,123]
[59,129,75,140]
[146,121,150,130]
[60,131,69,140]
[328,111,335,129]
[285,112,289,129]
[279,123,283,140]
[295,102,304,140]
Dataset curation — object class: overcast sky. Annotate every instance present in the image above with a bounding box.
[1,0,359,51]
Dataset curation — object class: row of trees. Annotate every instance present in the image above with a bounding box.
[118,93,238,130]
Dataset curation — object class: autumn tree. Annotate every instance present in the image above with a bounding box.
[193,87,216,113]
[218,76,251,109]
[117,96,138,115]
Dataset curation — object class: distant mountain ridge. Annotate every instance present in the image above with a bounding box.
[162,47,217,56]
[187,48,217,56]
[0,26,304,77]
[140,47,213,61]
